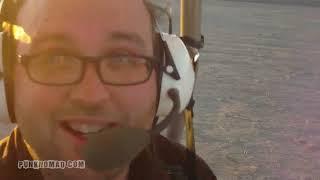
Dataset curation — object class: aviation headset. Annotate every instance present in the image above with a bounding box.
[0,0,196,133]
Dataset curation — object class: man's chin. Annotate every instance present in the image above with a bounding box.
[53,125,89,160]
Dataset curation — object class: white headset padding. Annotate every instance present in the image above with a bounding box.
[0,32,10,123]
[156,33,195,118]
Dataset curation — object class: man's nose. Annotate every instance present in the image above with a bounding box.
[68,64,111,106]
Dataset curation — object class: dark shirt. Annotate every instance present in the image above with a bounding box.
[0,127,217,180]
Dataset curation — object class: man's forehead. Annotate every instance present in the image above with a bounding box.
[16,0,152,36]
[15,0,153,53]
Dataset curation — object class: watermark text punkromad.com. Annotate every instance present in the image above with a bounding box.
[18,160,85,169]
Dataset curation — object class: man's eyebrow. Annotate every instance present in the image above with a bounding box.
[109,31,146,48]
[30,33,72,49]
[30,31,147,50]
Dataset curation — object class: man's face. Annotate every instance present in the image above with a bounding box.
[13,0,156,177]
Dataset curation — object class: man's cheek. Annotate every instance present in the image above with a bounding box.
[129,105,155,129]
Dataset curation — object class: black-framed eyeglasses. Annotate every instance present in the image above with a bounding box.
[17,53,159,86]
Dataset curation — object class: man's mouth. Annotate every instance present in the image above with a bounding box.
[60,120,119,139]
[62,122,105,134]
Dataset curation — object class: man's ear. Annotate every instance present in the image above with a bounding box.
[153,32,162,59]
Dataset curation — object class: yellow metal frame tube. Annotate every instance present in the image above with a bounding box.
[180,0,203,153]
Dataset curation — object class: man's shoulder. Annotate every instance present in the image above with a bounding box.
[0,128,16,162]
[0,128,42,180]
[154,135,217,180]
[0,135,10,157]
[0,129,18,179]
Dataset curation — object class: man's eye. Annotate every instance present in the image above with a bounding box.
[102,55,147,71]
[109,55,142,64]
[33,55,73,67]
[43,55,66,64]
[53,56,69,63]
[115,56,130,63]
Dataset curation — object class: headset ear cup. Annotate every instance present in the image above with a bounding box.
[156,33,195,119]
